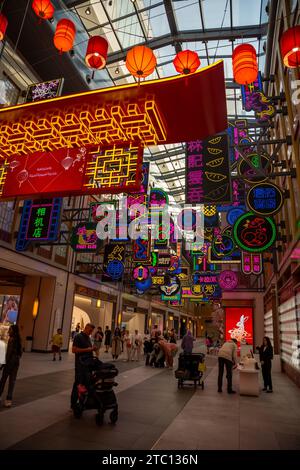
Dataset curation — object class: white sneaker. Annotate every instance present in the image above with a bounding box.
[4,400,12,407]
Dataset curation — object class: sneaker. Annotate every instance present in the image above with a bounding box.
[267,390,273,393]
[262,387,267,391]
[228,390,236,394]
[218,389,222,393]
[4,400,12,407]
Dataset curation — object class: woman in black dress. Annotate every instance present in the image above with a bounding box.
[257,336,274,393]
[0,325,22,407]
[104,325,112,353]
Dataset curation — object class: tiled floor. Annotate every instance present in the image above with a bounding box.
[0,345,300,450]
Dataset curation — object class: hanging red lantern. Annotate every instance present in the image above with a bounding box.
[232,44,258,85]
[54,19,76,53]
[0,13,8,42]
[173,50,200,74]
[85,36,108,70]
[280,25,300,68]
[32,0,55,20]
[125,45,156,79]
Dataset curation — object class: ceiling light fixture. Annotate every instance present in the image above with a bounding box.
[85,7,91,15]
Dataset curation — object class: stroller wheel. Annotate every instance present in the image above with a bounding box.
[73,405,82,419]
[110,409,118,424]
[95,412,104,426]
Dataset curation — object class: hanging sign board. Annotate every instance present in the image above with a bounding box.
[186,133,232,204]
[233,212,277,253]
[246,182,284,216]
[71,222,100,252]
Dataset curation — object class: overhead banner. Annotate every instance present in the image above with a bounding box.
[186,133,231,204]
[1,144,143,198]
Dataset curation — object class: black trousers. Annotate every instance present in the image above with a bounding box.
[218,357,233,392]
[261,362,272,390]
[0,364,19,400]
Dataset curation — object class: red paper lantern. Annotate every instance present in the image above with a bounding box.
[125,45,156,79]
[32,0,55,20]
[54,19,76,53]
[173,50,200,75]
[232,44,258,85]
[280,25,300,68]
[85,36,108,70]
[0,13,8,42]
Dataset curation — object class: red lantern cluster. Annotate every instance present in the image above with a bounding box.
[54,19,76,53]
[0,13,8,41]
[232,44,258,85]
[280,25,300,68]
[173,50,200,75]
[32,0,55,20]
[85,36,108,70]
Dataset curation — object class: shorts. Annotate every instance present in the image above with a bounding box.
[52,345,60,353]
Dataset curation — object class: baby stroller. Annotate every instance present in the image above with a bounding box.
[175,353,206,389]
[73,356,119,425]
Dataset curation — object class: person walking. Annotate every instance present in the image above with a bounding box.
[217,338,238,394]
[92,326,103,359]
[123,330,132,362]
[131,329,143,361]
[181,330,195,354]
[169,328,177,344]
[120,326,126,353]
[104,325,112,353]
[50,328,63,361]
[71,323,96,410]
[257,336,273,393]
[111,327,122,360]
[0,325,22,407]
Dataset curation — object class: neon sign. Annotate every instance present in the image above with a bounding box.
[70,222,99,252]
[241,252,263,275]
[246,182,284,216]
[186,133,232,204]
[219,270,238,290]
[233,212,277,253]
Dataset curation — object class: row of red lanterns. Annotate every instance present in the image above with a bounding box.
[1,3,300,81]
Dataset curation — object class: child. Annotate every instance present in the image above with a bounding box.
[50,328,63,361]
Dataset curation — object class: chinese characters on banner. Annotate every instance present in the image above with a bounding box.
[186,134,232,204]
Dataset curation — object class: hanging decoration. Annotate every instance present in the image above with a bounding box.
[125,45,156,80]
[85,36,108,70]
[0,13,8,41]
[280,25,300,68]
[32,0,55,20]
[232,44,258,85]
[173,50,200,75]
[54,18,76,53]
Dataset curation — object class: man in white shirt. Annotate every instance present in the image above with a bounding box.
[217,338,238,394]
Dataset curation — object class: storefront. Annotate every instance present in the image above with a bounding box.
[72,285,117,336]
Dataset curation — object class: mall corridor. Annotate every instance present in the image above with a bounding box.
[0,346,299,450]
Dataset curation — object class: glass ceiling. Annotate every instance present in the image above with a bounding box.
[60,0,269,203]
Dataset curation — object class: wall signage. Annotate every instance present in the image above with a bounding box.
[225,307,253,345]
[103,243,126,281]
[219,270,238,290]
[241,252,263,275]
[237,153,272,184]
[246,182,284,216]
[186,133,232,204]
[233,212,277,253]
[71,222,99,252]
[16,198,62,251]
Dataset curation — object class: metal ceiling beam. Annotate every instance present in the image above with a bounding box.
[163,0,181,53]
[106,24,268,64]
